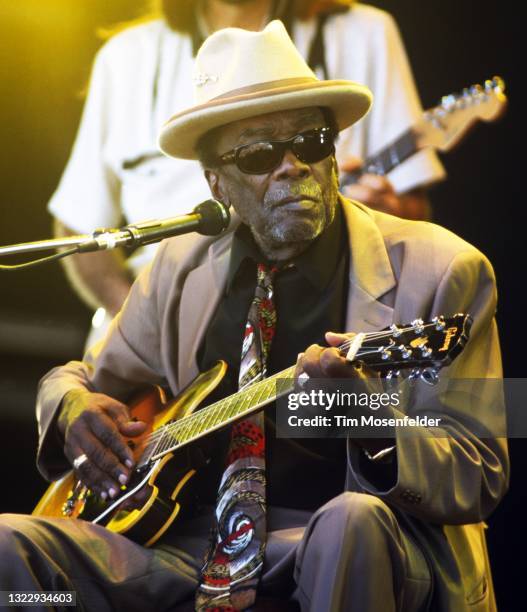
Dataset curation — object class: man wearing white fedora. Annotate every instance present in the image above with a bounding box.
[0,21,506,612]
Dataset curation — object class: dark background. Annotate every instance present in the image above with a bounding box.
[0,1,521,608]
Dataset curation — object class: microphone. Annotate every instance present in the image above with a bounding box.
[77,199,230,253]
[0,200,231,266]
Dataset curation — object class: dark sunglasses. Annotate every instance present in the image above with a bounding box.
[214,126,336,175]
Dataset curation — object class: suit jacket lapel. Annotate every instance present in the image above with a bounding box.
[177,234,233,388]
[342,199,396,333]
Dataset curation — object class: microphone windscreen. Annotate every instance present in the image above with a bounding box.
[194,199,231,235]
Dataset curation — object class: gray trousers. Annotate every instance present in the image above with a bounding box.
[0,492,431,611]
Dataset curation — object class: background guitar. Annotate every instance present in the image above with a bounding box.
[340,77,507,187]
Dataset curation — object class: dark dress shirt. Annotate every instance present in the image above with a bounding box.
[196,204,349,510]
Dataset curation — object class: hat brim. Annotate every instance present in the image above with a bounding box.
[159,79,372,160]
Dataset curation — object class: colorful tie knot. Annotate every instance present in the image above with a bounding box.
[256,262,279,288]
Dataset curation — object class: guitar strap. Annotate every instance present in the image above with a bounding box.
[196,263,278,611]
[307,11,331,80]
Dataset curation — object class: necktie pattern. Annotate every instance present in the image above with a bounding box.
[196,263,278,611]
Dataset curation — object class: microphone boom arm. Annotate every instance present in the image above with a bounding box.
[0,199,230,260]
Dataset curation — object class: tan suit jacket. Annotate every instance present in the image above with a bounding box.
[36,199,508,611]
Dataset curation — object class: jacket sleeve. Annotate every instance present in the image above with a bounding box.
[347,248,509,524]
[35,241,172,481]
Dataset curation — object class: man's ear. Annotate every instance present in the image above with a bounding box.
[205,169,229,205]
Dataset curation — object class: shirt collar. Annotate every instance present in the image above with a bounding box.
[226,202,345,292]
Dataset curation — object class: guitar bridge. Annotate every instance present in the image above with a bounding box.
[62,481,88,517]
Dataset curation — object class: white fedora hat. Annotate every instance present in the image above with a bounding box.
[159,20,372,160]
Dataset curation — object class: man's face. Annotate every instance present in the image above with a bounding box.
[206,107,340,259]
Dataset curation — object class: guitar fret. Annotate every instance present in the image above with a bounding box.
[194,409,210,438]
[202,399,217,431]
[209,398,228,430]
[159,430,174,456]
[169,417,187,446]
[224,392,241,420]
[255,380,271,406]
[227,392,243,419]
[221,394,237,422]
[179,417,193,441]
[175,410,198,445]
[178,416,192,442]
[209,399,227,429]
[240,386,257,416]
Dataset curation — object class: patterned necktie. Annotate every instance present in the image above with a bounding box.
[196,263,278,612]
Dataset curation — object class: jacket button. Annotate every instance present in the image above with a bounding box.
[401,489,421,504]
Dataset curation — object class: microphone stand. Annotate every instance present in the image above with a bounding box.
[0,200,230,270]
[0,214,199,257]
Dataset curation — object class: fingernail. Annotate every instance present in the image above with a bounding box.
[119,473,128,485]
[125,459,133,469]
[108,487,117,498]
[100,491,108,501]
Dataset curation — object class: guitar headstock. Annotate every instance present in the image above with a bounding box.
[340,314,472,383]
[415,77,507,152]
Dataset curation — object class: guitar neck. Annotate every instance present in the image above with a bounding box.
[139,365,297,466]
[340,127,418,188]
[137,313,471,468]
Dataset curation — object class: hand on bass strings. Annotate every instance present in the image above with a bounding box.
[57,389,147,500]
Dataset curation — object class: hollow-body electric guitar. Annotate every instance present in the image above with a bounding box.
[33,314,472,546]
[340,77,507,187]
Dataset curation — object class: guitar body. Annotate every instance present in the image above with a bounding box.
[33,360,227,547]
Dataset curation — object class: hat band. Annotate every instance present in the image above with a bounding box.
[210,76,319,101]
[165,76,323,126]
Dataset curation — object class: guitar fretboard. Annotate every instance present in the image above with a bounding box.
[135,316,469,469]
[340,128,417,187]
[138,365,297,467]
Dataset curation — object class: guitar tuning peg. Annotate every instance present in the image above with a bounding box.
[420,345,433,358]
[461,88,474,105]
[490,76,505,92]
[385,369,400,380]
[381,349,392,361]
[454,93,467,109]
[390,323,402,337]
[409,368,422,380]
[421,368,439,386]
[411,319,424,334]
[441,94,456,113]
[398,345,412,359]
[470,84,484,101]
[432,315,445,331]
[441,94,456,111]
